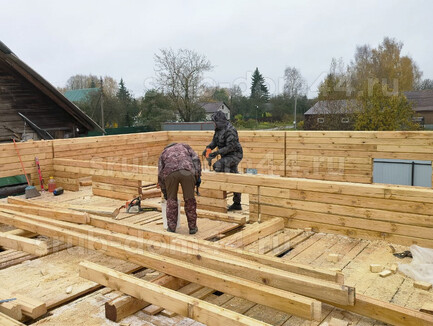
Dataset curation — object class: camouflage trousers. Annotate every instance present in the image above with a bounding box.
[213,154,242,204]
[166,198,197,231]
[165,170,197,231]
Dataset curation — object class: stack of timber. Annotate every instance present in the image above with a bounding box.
[1,200,433,325]
[285,131,433,183]
[0,204,358,322]
[92,175,142,201]
[52,131,168,166]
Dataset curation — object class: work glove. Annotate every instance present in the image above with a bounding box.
[161,189,167,200]
[196,177,202,188]
[202,148,209,156]
[208,151,218,159]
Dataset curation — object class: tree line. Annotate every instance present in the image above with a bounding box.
[59,37,433,131]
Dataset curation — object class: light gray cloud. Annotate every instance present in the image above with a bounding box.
[2,0,432,98]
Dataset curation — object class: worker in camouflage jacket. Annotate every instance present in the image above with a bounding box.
[203,110,243,210]
[158,143,201,234]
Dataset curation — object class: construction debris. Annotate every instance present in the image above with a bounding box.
[414,281,432,291]
[370,264,383,273]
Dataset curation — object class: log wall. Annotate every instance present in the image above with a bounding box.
[2,130,433,188]
[52,158,433,248]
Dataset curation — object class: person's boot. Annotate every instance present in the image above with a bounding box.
[166,198,179,232]
[228,202,242,211]
[184,198,198,234]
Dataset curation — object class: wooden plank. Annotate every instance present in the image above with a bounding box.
[0,212,321,320]
[0,232,48,256]
[79,261,272,326]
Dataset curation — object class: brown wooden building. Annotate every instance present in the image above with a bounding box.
[405,90,433,125]
[0,41,102,142]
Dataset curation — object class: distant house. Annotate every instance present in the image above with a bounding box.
[199,101,231,121]
[405,90,433,126]
[303,100,360,130]
[64,88,100,103]
[0,41,102,142]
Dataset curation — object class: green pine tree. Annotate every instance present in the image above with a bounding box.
[250,68,270,102]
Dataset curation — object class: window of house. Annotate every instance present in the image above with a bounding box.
[341,117,350,123]
[317,118,325,123]
[373,159,432,187]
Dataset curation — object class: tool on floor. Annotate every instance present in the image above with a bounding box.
[393,250,413,259]
[123,196,158,214]
[35,157,45,191]
[0,298,16,304]
[12,138,41,199]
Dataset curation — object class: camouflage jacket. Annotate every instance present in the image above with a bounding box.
[158,143,201,190]
[208,121,243,158]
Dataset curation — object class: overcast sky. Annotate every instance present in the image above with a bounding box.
[1,0,431,98]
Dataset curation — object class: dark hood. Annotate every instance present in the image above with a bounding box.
[211,110,228,130]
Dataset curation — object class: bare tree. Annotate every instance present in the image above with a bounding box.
[154,48,213,122]
[283,67,306,97]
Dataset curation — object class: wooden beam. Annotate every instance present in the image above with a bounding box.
[7,197,119,218]
[1,210,350,307]
[218,218,285,248]
[0,203,89,224]
[0,212,321,320]
[0,300,22,321]
[0,312,24,326]
[4,229,37,238]
[0,232,47,256]
[86,214,340,283]
[80,261,271,326]
[139,200,246,224]
[1,200,335,283]
[105,275,188,322]
[328,294,433,326]
[0,289,47,319]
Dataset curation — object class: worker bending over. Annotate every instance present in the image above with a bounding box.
[203,110,243,211]
[158,143,201,234]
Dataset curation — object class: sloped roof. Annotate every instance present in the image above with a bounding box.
[304,99,361,115]
[0,41,103,134]
[199,101,231,114]
[405,90,433,112]
[64,88,99,103]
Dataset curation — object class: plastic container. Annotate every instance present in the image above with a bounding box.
[48,176,56,192]
[53,187,64,196]
[161,199,181,229]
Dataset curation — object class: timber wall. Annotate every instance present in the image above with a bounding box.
[52,158,433,248]
[0,140,53,189]
[2,130,433,186]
